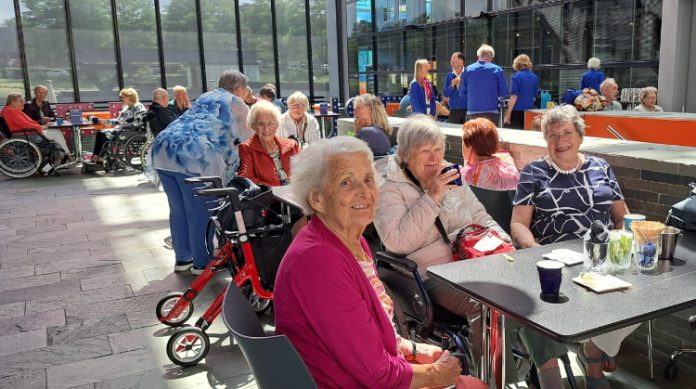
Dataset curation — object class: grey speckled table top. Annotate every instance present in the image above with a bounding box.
[426,232,696,343]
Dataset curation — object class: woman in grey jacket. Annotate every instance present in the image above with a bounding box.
[374,114,568,389]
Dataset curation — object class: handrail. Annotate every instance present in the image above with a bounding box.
[606,125,625,140]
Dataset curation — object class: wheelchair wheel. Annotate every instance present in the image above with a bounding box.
[124,134,147,171]
[242,284,272,314]
[156,292,194,327]
[166,327,210,367]
[0,139,42,178]
[100,141,116,172]
[140,139,152,168]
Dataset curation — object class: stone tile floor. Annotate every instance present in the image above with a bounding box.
[0,167,694,388]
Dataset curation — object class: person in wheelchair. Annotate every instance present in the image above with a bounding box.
[90,88,147,164]
[274,136,486,389]
[237,100,299,187]
[374,115,568,388]
[2,92,69,161]
[148,88,176,137]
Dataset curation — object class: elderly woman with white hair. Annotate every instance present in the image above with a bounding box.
[511,104,638,389]
[274,136,486,389]
[278,91,320,145]
[151,69,253,275]
[634,86,663,112]
[581,57,606,93]
[238,100,299,186]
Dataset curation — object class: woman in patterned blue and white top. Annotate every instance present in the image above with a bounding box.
[511,104,635,389]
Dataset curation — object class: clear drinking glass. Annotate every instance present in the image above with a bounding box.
[607,229,633,274]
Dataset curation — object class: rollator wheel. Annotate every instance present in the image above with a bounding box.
[664,362,678,381]
[242,284,272,314]
[156,292,194,327]
[166,327,210,367]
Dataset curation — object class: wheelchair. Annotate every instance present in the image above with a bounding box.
[99,127,148,173]
[0,117,62,178]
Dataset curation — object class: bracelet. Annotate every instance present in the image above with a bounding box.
[405,340,417,362]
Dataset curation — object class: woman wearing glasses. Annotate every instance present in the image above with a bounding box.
[278,91,320,145]
[511,104,637,389]
[238,100,300,186]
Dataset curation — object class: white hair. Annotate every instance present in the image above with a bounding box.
[477,44,495,58]
[247,100,281,130]
[287,91,310,111]
[290,136,374,215]
[396,114,446,164]
[541,105,586,138]
[587,57,601,70]
[599,78,617,93]
[639,86,658,102]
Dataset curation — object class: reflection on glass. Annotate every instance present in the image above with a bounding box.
[594,0,633,61]
[561,0,593,64]
[536,5,561,64]
[70,0,119,102]
[276,0,309,96]
[116,0,160,98]
[634,0,661,60]
[310,0,329,98]
[0,0,24,98]
[239,0,273,90]
[201,0,238,89]
[160,0,202,98]
[375,33,402,72]
[346,0,372,37]
[20,0,74,102]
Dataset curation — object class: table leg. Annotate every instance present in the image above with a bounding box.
[480,305,491,384]
[73,126,83,162]
[648,320,654,380]
[501,314,506,388]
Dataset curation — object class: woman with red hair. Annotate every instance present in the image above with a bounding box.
[461,118,519,190]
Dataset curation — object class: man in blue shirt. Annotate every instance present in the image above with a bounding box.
[461,44,507,125]
[444,52,467,124]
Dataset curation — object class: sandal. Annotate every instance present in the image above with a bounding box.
[601,352,617,372]
[576,347,611,389]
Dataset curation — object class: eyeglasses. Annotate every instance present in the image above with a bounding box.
[545,130,576,143]
[255,121,279,129]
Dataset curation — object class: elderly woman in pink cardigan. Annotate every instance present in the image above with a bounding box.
[273,136,486,389]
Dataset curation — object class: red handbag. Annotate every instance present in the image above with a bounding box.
[454,224,515,260]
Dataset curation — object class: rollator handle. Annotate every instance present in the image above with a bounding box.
[185,176,223,188]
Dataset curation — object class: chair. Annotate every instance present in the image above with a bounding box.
[108,102,123,119]
[469,186,516,235]
[55,103,95,118]
[221,283,318,389]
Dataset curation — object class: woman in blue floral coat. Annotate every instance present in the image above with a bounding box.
[152,69,253,275]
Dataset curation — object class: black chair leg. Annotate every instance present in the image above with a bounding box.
[560,353,578,389]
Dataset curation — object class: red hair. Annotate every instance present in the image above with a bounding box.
[462,118,499,157]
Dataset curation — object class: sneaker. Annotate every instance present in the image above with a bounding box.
[191,267,205,276]
[174,261,193,272]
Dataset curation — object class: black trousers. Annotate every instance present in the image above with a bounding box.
[448,108,468,124]
[509,110,526,129]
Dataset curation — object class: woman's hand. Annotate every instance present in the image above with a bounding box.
[414,342,444,364]
[429,350,461,387]
[423,166,459,204]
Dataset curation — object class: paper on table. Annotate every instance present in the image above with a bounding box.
[572,273,632,293]
[473,234,504,252]
[542,249,584,266]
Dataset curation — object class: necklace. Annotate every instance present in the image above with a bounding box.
[547,156,581,174]
[350,247,371,263]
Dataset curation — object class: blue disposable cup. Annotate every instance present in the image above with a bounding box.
[537,260,564,299]
[624,213,646,232]
[56,117,63,125]
[319,102,328,115]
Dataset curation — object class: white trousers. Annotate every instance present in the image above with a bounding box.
[43,129,70,154]
[585,323,641,357]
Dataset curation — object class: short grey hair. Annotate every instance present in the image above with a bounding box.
[541,105,586,138]
[33,85,48,94]
[639,86,658,102]
[152,88,168,101]
[477,44,495,58]
[247,100,281,130]
[287,91,310,111]
[5,92,23,106]
[218,69,248,92]
[587,57,601,70]
[396,114,446,164]
[290,136,374,215]
[600,78,617,93]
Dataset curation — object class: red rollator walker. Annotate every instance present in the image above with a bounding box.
[155,176,293,367]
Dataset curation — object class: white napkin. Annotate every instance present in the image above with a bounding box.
[473,234,505,252]
[542,249,584,266]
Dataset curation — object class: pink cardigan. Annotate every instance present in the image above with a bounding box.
[274,217,413,388]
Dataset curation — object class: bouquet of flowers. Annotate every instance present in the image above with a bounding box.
[574,88,607,111]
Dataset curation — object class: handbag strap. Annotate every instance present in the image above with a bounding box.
[403,165,457,254]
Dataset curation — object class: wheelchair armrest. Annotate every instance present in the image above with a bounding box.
[375,251,418,273]
[185,176,223,188]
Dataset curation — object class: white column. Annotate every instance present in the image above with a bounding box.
[657,0,693,112]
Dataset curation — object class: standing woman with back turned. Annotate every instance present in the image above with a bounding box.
[408,59,436,117]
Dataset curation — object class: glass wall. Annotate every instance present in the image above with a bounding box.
[3,0,330,103]
[19,0,74,102]
[116,0,160,96]
[69,0,119,102]
[347,0,662,101]
[0,0,23,98]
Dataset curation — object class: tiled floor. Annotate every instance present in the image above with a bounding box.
[0,167,694,388]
